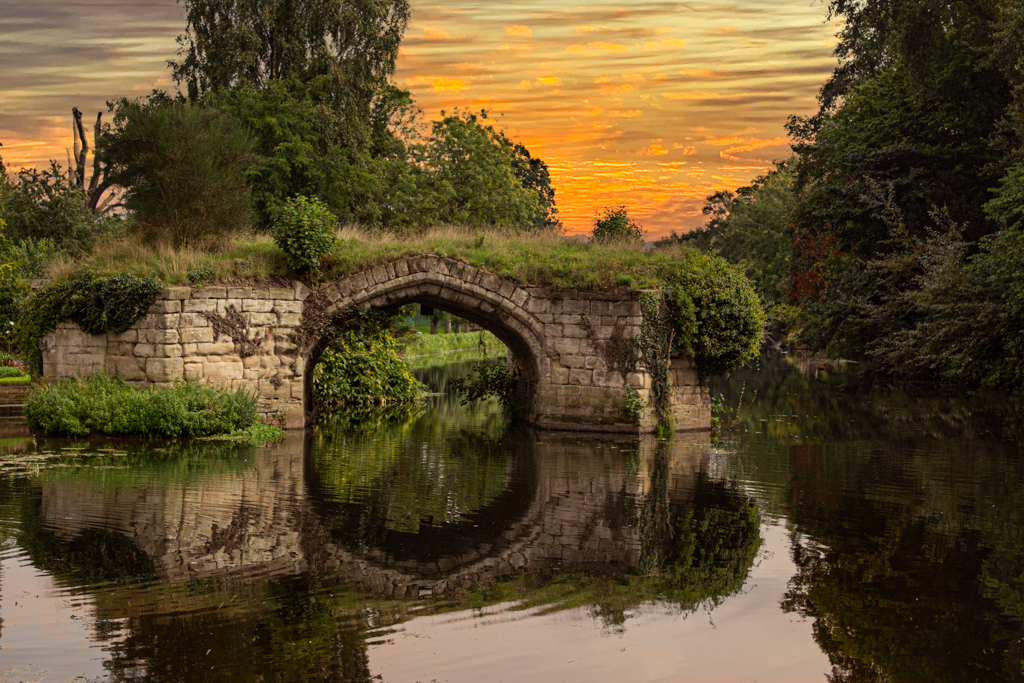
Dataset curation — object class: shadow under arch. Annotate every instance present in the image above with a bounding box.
[303,264,549,426]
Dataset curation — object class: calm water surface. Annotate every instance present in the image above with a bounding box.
[1,353,1023,682]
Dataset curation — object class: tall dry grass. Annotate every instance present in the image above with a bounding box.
[47,232,287,284]
[53,225,684,290]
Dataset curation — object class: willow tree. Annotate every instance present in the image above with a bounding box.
[171,0,410,147]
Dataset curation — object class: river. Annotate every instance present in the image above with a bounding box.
[0,352,1022,682]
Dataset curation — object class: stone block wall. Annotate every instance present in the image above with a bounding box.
[42,281,310,429]
[40,256,711,433]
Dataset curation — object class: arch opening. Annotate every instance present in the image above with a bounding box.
[302,274,548,427]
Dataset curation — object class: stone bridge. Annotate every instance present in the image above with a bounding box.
[41,255,709,433]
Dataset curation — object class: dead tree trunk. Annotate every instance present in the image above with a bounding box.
[71,108,113,213]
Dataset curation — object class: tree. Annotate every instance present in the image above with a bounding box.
[171,0,410,150]
[499,133,560,230]
[0,163,99,255]
[101,97,257,247]
[70,108,116,213]
[782,0,1021,369]
[205,77,387,229]
[663,165,796,304]
[414,111,547,229]
[591,206,644,246]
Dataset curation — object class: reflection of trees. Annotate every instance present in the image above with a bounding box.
[709,353,1024,681]
[780,443,1024,682]
[311,388,515,548]
[637,444,762,616]
[715,352,1024,446]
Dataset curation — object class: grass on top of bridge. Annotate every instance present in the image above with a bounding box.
[50,226,691,291]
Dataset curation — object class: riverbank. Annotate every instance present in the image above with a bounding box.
[401,330,503,359]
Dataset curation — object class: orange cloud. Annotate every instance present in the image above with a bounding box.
[638,142,669,156]
[566,42,630,55]
[678,69,717,78]
[405,75,471,92]
[420,28,449,40]
[663,92,738,101]
[611,109,642,118]
[704,135,746,146]
[504,25,532,37]
[537,76,562,87]
[719,136,790,160]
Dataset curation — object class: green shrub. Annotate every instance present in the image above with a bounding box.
[659,250,766,379]
[24,373,259,437]
[273,195,338,272]
[101,97,257,247]
[592,206,644,246]
[0,163,100,255]
[0,365,26,378]
[313,331,422,408]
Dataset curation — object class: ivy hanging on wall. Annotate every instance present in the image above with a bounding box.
[19,272,163,372]
[637,291,673,431]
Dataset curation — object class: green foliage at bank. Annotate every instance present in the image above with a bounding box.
[313,331,422,409]
[658,1,1024,393]
[24,372,274,439]
[402,330,502,358]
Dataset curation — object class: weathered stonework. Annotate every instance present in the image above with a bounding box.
[40,255,710,433]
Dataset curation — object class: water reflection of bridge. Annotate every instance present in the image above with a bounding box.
[36,432,707,596]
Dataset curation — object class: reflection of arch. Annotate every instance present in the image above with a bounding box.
[302,432,709,598]
[305,259,549,425]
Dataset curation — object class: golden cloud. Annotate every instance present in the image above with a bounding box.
[405,75,471,92]
[504,25,532,37]
[638,142,669,156]
[566,41,630,55]
[719,136,790,160]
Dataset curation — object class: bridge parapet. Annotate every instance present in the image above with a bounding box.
[40,256,709,433]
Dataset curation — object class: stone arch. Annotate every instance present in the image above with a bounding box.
[303,256,549,424]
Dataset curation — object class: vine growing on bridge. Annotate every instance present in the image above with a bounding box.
[637,291,673,431]
[18,272,163,372]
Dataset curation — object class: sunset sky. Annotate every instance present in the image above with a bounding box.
[0,0,839,237]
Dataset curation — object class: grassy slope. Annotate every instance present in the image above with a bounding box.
[48,227,688,291]
[402,330,503,358]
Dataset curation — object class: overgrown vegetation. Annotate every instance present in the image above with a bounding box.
[24,372,272,438]
[661,0,1024,393]
[591,205,645,247]
[101,97,257,247]
[314,331,423,409]
[273,195,338,272]
[18,272,162,371]
[47,227,765,385]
